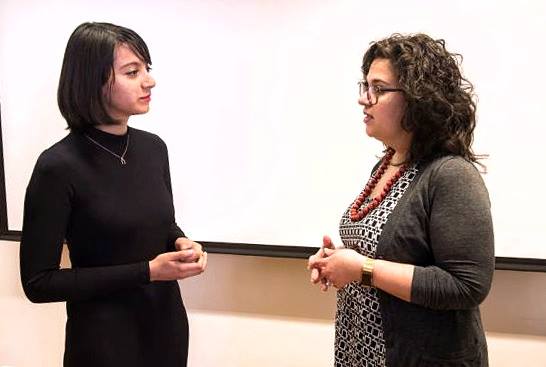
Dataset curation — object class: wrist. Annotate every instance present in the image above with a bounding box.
[148,260,156,282]
[360,256,375,287]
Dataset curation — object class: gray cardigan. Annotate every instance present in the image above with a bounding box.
[374,156,494,366]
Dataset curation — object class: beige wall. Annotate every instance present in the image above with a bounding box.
[1,242,545,366]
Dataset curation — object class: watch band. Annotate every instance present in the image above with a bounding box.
[361,257,375,287]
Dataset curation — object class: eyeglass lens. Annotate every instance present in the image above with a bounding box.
[359,82,377,105]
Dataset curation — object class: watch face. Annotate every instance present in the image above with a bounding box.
[361,272,373,287]
[361,258,374,287]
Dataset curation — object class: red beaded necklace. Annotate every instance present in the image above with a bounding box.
[350,149,407,222]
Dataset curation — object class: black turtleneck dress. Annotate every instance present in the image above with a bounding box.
[20,127,189,367]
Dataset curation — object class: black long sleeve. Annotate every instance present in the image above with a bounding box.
[19,126,189,366]
[20,127,184,303]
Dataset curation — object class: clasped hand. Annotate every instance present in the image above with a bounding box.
[149,237,208,282]
[307,235,364,291]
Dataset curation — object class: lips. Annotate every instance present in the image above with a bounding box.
[364,111,373,124]
[140,95,151,102]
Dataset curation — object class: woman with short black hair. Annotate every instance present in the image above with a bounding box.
[20,22,207,367]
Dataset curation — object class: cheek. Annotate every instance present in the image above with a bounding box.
[391,109,406,127]
[386,100,407,127]
[109,85,132,107]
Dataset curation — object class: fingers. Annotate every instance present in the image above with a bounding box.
[178,251,208,279]
[198,251,208,271]
[320,247,329,258]
[310,268,321,284]
[323,247,335,257]
[308,236,336,270]
[192,242,203,257]
[172,249,198,262]
[176,261,204,279]
[150,249,208,282]
[323,235,334,249]
[309,255,327,270]
[311,268,330,291]
[308,237,337,292]
[175,238,203,257]
[307,252,320,270]
[320,277,330,292]
[175,237,192,251]
[310,260,333,292]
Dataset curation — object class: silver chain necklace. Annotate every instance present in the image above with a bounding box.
[84,133,130,165]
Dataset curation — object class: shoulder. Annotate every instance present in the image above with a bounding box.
[30,133,81,185]
[35,133,77,172]
[129,127,166,147]
[419,156,489,201]
[425,156,484,185]
[128,127,169,155]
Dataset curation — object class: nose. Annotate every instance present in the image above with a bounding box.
[143,72,156,89]
[358,95,371,107]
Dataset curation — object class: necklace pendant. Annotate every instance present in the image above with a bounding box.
[120,157,127,165]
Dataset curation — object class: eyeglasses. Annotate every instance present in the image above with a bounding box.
[358,81,404,105]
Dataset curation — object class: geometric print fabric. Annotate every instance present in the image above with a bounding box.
[335,165,418,366]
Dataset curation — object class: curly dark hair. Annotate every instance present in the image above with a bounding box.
[362,33,484,166]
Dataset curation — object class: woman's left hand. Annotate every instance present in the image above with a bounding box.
[174,237,204,262]
[309,248,365,289]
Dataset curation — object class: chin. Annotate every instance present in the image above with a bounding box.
[134,108,149,115]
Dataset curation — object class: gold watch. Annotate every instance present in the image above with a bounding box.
[361,257,375,287]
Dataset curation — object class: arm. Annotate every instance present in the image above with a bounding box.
[159,138,206,267]
[309,248,414,302]
[162,141,186,249]
[308,158,494,310]
[410,158,495,309]
[20,157,151,303]
[20,155,205,304]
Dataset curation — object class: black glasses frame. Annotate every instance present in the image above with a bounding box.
[358,81,404,105]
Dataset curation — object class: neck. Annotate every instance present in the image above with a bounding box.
[391,149,408,165]
[386,134,412,165]
[386,141,410,165]
[95,122,128,136]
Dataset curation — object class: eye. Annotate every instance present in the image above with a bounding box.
[126,69,138,77]
[373,85,384,94]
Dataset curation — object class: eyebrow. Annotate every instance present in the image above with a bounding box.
[118,61,144,70]
[367,77,392,85]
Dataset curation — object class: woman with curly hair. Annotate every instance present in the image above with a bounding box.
[308,33,494,366]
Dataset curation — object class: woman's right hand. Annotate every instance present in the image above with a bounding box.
[149,250,208,282]
[308,235,336,291]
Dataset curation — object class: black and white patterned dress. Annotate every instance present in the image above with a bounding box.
[334,165,418,367]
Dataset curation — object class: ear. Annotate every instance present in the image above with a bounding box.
[101,64,116,96]
[401,103,414,132]
[101,77,114,103]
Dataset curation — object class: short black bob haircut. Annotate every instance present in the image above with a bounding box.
[57,22,152,131]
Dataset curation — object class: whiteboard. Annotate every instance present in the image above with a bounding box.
[1,0,546,260]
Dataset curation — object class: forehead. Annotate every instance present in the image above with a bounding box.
[113,43,144,68]
[366,58,398,83]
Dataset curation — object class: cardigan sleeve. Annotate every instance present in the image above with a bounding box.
[410,157,495,310]
[20,153,150,304]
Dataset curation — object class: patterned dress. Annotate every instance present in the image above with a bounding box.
[334,165,418,367]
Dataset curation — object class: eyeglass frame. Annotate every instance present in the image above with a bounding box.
[358,80,404,106]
